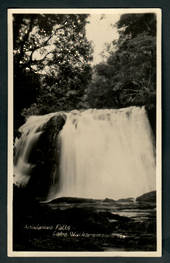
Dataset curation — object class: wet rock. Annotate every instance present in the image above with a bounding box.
[103,198,116,203]
[117,197,135,203]
[49,197,98,204]
[136,191,156,203]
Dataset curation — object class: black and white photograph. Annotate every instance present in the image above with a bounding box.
[8,8,162,257]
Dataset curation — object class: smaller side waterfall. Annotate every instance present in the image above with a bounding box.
[13,106,156,201]
[14,113,54,187]
[14,113,66,199]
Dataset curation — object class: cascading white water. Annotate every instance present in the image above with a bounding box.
[14,106,156,200]
[14,112,57,187]
[58,107,155,199]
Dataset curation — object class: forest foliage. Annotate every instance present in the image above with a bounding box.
[13,14,93,128]
[13,13,157,130]
[87,14,156,110]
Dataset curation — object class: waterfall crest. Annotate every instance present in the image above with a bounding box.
[14,106,156,200]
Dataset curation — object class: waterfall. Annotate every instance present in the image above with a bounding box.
[14,106,156,200]
[14,113,57,187]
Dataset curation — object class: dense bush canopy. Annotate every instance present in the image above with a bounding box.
[13,14,93,129]
[87,13,156,110]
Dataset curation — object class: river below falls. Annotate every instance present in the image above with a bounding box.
[13,194,156,252]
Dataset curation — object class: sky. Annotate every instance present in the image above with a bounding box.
[86,14,120,65]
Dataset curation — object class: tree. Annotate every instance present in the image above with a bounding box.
[87,13,156,112]
[117,13,156,38]
[13,14,93,128]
